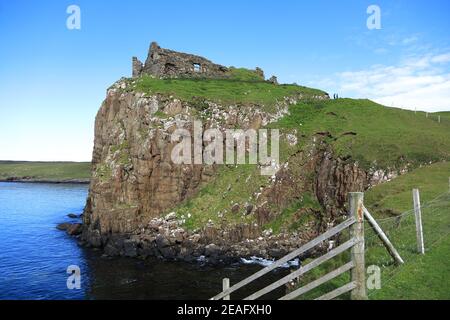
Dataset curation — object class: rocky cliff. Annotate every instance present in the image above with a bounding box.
[81,74,406,264]
[81,76,325,256]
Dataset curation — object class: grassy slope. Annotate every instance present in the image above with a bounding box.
[133,69,327,113]
[0,161,91,181]
[436,111,450,118]
[294,162,450,300]
[272,99,450,169]
[365,161,450,300]
[172,98,450,231]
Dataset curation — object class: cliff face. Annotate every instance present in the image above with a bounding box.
[81,78,297,249]
[81,77,395,263]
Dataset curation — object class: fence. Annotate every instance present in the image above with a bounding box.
[211,184,450,300]
[423,112,450,125]
[364,187,450,298]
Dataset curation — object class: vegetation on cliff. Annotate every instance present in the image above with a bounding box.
[133,70,327,113]
[273,98,450,169]
[172,97,450,233]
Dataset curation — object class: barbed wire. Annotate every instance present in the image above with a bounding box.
[365,191,450,298]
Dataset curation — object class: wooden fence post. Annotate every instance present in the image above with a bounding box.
[413,189,425,254]
[223,278,230,300]
[363,207,404,265]
[349,192,367,300]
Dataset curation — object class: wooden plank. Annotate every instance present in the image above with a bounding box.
[243,238,357,300]
[413,189,425,254]
[363,207,404,265]
[349,192,367,300]
[315,281,357,300]
[279,261,355,300]
[222,278,230,300]
[211,217,356,300]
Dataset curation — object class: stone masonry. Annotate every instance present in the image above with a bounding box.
[132,42,229,79]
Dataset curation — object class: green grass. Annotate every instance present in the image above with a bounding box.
[435,111,450,119]
[226,67,265,81]
[365,161,450,215]
[265,193,321,234]
[133,75,327,113]
[365,161,450,300]
[367,233,450,299]
[291,162,450,300]
[272,99,450,170]
[0,161,91,181]
[171,99,450,234]
[174,164,267,231]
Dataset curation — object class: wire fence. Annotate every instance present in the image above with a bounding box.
[363,191,450,297]
[422,113,450,125]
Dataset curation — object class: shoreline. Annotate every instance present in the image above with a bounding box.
[0,178,90,184]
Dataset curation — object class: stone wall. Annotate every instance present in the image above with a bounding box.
[133,42,229,79]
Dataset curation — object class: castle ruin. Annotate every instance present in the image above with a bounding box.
[132,42,230,79]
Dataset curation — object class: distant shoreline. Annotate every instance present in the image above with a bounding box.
[0,161,91,185]
[0,178,90,184]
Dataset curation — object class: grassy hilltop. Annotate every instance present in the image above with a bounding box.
[0,161,91,182]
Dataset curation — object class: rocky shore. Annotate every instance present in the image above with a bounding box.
[58,211,327,265]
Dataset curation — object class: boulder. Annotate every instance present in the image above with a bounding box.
[123,239,138,257]
[67,223,83,236]
[205,243,220,257]
[156,234,170,249]
[165,212,177,221]
[245,203,254,215]
[56,223,71,231]
[104,243,120,256]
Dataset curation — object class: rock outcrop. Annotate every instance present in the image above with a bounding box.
[80,51,400,263]
[81,77,303,252]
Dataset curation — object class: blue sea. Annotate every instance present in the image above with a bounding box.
[0,182,286,300]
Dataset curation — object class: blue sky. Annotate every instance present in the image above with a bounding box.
[1,0,449,161]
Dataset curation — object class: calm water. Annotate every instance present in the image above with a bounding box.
[0,182,288,300]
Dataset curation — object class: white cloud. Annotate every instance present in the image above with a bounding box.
[402,36,419,45]
[316,52,450,112]
[431,53,450,64]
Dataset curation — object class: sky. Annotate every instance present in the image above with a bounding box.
[0,0,449,161]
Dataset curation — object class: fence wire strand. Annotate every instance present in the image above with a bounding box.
[364,191,450,297]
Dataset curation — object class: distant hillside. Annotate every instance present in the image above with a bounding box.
[0,161,91,183]
[436,111,450,121]
[273,99,450,169]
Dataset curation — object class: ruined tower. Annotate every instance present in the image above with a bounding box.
[132,42,229,79]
